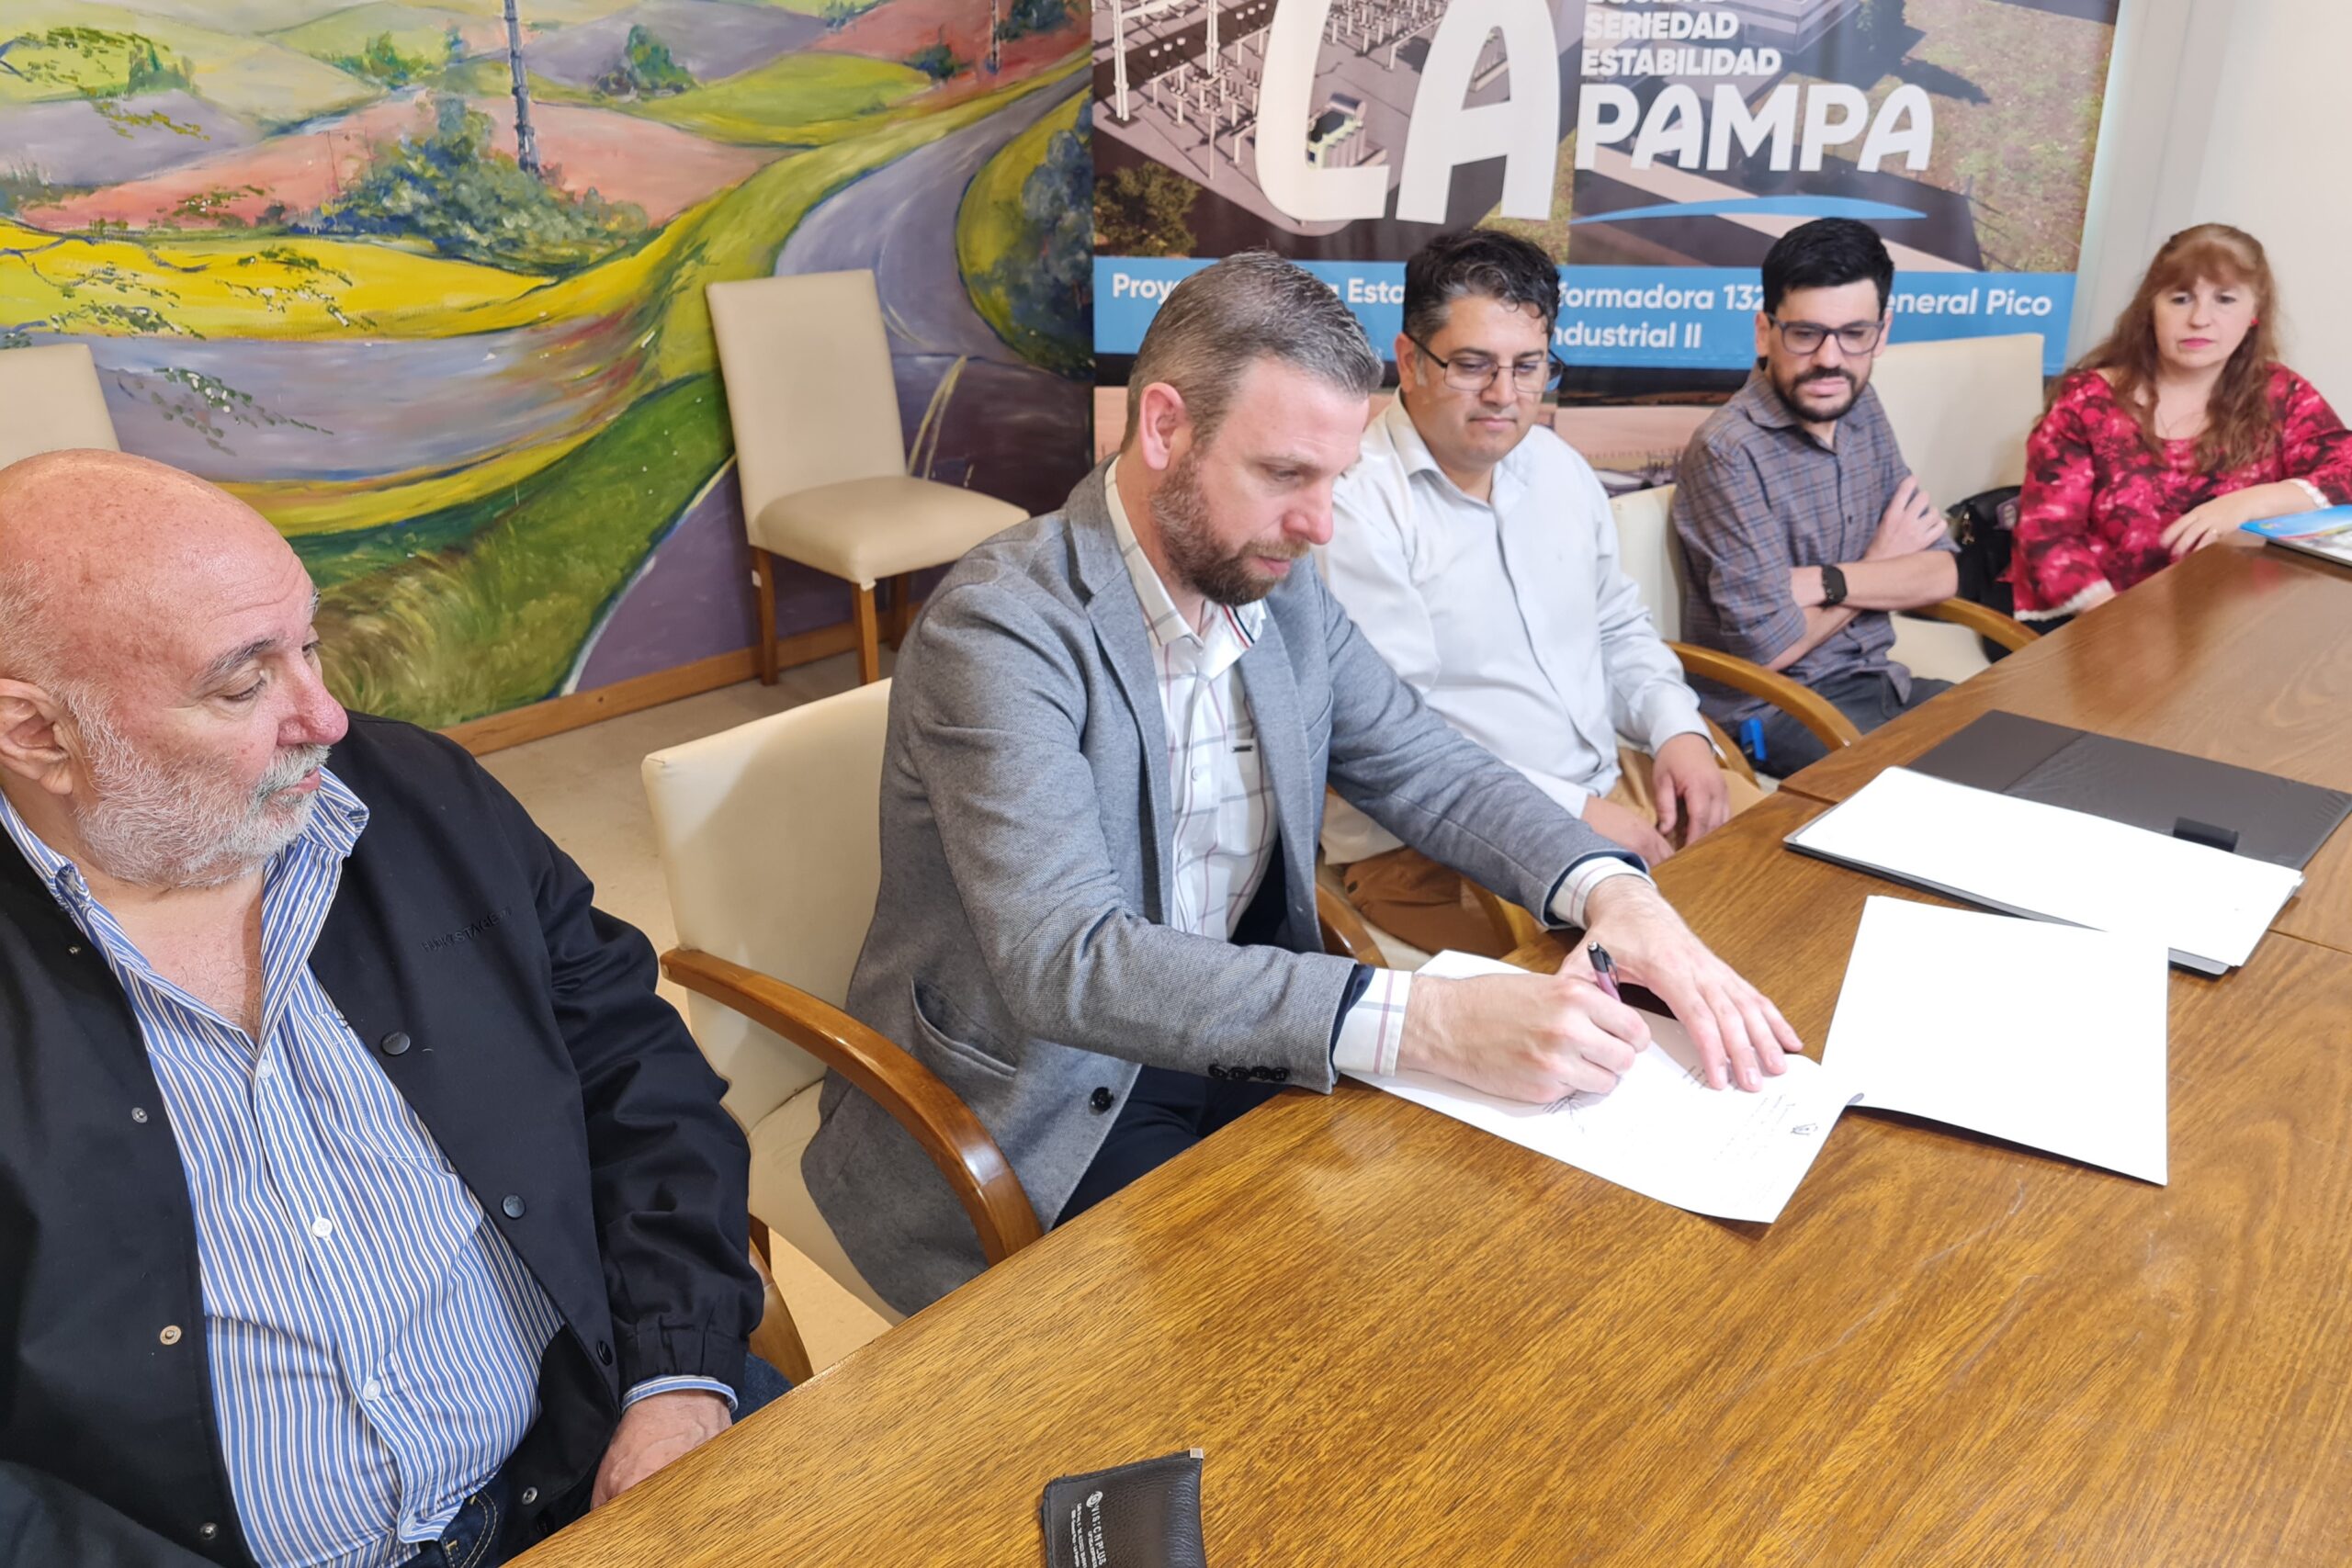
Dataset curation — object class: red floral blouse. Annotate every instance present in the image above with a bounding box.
[2007,365,2352,616]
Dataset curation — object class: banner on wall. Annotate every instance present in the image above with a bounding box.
[1091,0,2120,441]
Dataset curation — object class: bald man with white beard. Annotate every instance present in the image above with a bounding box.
[0,451,769,1568]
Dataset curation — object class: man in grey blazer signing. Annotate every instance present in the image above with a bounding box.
[805,254,1802,1314]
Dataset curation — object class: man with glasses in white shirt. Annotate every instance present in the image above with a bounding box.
[1321,229,1765,957]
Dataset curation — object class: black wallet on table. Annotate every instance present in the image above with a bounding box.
[1039,1450,1206,1568]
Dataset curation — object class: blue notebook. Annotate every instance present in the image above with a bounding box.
[2241,503,2352,566]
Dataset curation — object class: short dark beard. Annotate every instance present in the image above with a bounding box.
[1153,448,1301,609]
[1769,361,1860,424]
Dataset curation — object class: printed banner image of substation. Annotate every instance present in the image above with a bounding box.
[1091,0,2120,482]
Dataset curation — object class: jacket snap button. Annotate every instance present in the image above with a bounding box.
[131,1107,150,1124]
[502,1194,526,1219]
[1089,1087,1114,1113]
[159,1325,183,1346]
[379,1030,413,1056]
[198,1522,219,1541]
[520,1486,540,1506]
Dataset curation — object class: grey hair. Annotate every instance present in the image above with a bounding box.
[1123,251,1382,446]
[0,562,64,692]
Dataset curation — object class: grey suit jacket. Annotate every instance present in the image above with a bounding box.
[805,461,1622,1313]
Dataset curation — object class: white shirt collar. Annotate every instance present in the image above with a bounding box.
[1378,395,1540,515]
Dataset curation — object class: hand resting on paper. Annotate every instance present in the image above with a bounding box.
[1396,967,1650,1102]
[1566,875,1804,1094]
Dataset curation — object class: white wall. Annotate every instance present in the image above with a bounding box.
[2072,0,2352,400]
[2193,1,2352,400]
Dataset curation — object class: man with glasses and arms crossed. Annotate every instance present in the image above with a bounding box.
[1321,228,1764,956]
[1671,218,1957,776]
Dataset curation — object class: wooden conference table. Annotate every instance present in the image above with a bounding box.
[522,544,2352,1566]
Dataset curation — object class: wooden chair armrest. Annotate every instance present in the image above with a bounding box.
[1902,596,2039,653]
[745,1231,817,1385]
[661,949,1042,1265]
[1315,883,1390,967]
[1698,713,1758,785]
[1667,642,1862,752]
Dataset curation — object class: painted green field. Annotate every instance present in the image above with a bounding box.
[618,51,933,145]
[956,90,1080,366]
[272,2,486,63]
[317,373,729,721]
[80,0,373,28]
[0,3,379,121]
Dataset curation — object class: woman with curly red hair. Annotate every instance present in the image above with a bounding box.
[2007,224,2352,620]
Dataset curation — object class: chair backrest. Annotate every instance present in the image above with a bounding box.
[1870,335,2044,685]
[1867,333,2043,509]
[1609,482,1685,639]
[642,680,892,1126]
[706,271,908,529]
[0,344,120,468]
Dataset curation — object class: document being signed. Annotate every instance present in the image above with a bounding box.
[1346,951,1856,1224]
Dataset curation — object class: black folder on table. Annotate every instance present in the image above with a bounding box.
[1906,711,2352,871]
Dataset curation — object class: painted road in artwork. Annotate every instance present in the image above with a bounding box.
[1,2,1093,728]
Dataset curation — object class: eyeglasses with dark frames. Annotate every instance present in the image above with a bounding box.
[1406,333,1566,394]
[1767,317,1886,356]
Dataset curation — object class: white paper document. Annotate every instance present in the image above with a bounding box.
[1784,766,2302,971]
[1825,897,2169,1184]
[1345,952,1855,1223]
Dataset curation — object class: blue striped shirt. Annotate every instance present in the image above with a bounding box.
[0,772,726,1567]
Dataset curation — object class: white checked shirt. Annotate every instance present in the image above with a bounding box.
[1105,464,1637,1077]
[1106,459,1280,940]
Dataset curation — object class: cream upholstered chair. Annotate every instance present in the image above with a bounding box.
[641,680,1031,1342]
[706,272,1025,686]
[1867,333,2043,680]
[1869,333,2041,517]
[0,344,119,467]
[643,680,1385,1344]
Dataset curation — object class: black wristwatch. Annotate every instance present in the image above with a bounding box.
[1818,562,1849,609]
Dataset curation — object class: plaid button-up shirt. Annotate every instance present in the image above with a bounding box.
[1104,461,1279,942]
[1103,461,1411,1076]
[1671,368,1953,723]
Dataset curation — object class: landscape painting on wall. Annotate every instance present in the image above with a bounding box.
[0,0,1092,729]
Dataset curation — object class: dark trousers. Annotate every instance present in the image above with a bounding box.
[1747,671,1953,778]
[407,1355,792,1566]
[1056,1066,1287,1224]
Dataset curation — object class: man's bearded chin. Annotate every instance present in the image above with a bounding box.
[72,711,332,890]
[1156,451,1304,609]
[1781,365,1859,423]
